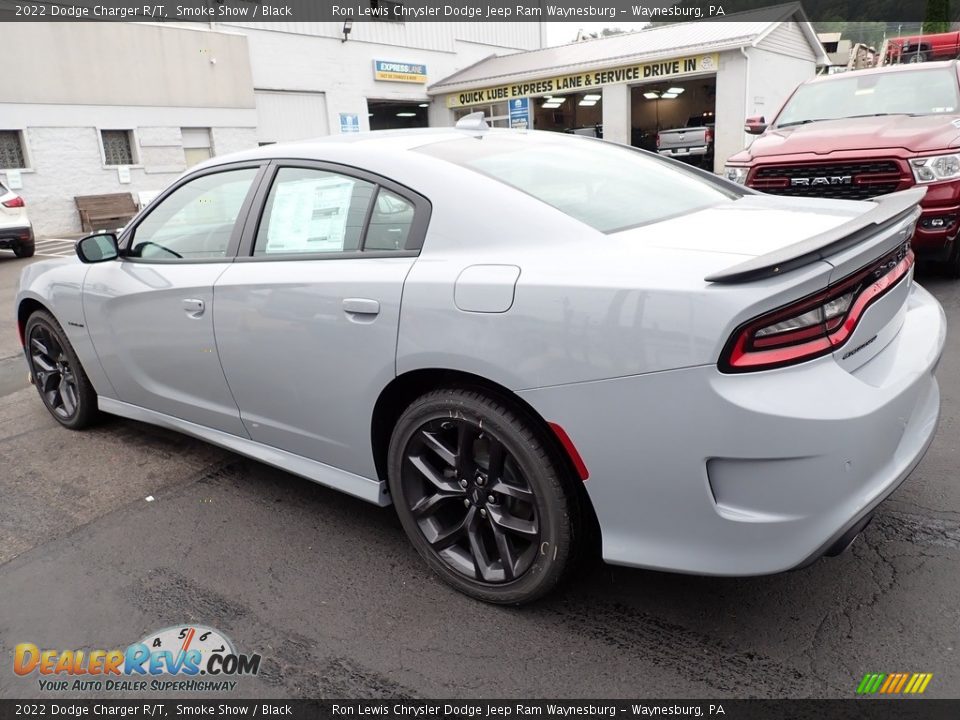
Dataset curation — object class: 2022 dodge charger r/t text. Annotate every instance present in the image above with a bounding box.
[15,126,946,604]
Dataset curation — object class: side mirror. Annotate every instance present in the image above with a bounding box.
[745,116,768,135]
[76,233,119,264]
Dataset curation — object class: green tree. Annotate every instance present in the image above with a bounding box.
[923,0,951,33]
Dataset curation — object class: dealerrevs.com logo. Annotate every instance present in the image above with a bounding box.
[14,625,261,693]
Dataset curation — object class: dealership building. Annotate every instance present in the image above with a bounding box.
[0,8,826,237]
[0,21,543,236]
[428,5,827,173]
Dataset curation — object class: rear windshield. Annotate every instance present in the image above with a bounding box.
[776,68,960,127]
[417,135,738,233]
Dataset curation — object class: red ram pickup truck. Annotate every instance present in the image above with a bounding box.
[724,61,960,275]
[885,30,960,64]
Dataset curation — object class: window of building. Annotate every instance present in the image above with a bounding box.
[182,128,214,168]
[0,130,27,169]
[101,130,135,166]
[453,103,510,128]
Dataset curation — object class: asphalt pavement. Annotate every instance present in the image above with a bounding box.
[1,248,959,699]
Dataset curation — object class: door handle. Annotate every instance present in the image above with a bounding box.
[182,298,205,318]
[343,298,380,317]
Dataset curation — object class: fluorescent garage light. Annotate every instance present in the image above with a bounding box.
[542,103,562,109]
[418,103,429,107]
[661,92,679,99]
[643,92,660,100]
[396,112,417,117]
[667,87,685,94]
[578,100,598,106]
[583,94,601,101]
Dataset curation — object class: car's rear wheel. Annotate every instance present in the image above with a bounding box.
[387,388,580,604]
[24,310,100,429]
[907,50,929,63]
[13,240,35,258]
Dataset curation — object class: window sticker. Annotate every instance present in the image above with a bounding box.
[265,176,355,253]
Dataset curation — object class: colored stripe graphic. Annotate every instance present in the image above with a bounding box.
[894,673,909,693]
[857,673,932,694]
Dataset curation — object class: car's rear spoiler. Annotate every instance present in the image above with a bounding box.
[704,187,927,284]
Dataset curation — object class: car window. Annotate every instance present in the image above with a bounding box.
[418,136,737,233]
[364,189,415,251]
[254,167,376,255]
[128,168,258,260]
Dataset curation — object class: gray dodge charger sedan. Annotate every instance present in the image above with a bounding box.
[15,123,945,603]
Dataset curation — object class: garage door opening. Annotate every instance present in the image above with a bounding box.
[630,76,716,168]
[368,100,429,130]
[532,91,603,137]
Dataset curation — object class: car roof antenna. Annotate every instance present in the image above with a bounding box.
[455,112,490,132]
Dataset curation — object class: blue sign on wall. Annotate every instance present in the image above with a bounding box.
[508,98,530,130]
[373,60,428,83]
[339,113,360,134]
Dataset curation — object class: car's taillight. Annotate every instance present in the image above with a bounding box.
[2,196,24,208]
[719,242,914,373]
[656,135,661,148]
[705,127,714,144]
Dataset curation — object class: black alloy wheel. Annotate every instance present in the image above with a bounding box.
[388,388,581,604]
[403,416,540,583]
[25,311,99,429]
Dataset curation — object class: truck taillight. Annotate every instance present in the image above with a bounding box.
[656,135,661,148]
[2,196,24,208]
[719,244,914,373]
[705,127,714,144]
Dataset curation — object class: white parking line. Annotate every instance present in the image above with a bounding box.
[34,239,76,257]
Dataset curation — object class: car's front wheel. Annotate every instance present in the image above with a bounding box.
[388,388,581,604]
[24,310,100,429]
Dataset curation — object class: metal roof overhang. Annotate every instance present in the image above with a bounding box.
[426,39,744,96]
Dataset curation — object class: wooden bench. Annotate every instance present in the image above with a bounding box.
[75,192,138,233]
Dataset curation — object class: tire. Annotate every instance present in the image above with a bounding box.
[942,239,960,278]
[24,310,100,429]
[13,241,35,258]
[907,50,929,63]
[387,388,582,604]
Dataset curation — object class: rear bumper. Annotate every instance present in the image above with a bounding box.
[658,146,710,158]
[0,225,33,249]
[518,282,945,575]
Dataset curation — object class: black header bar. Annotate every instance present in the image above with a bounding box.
[0,0,946,23]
